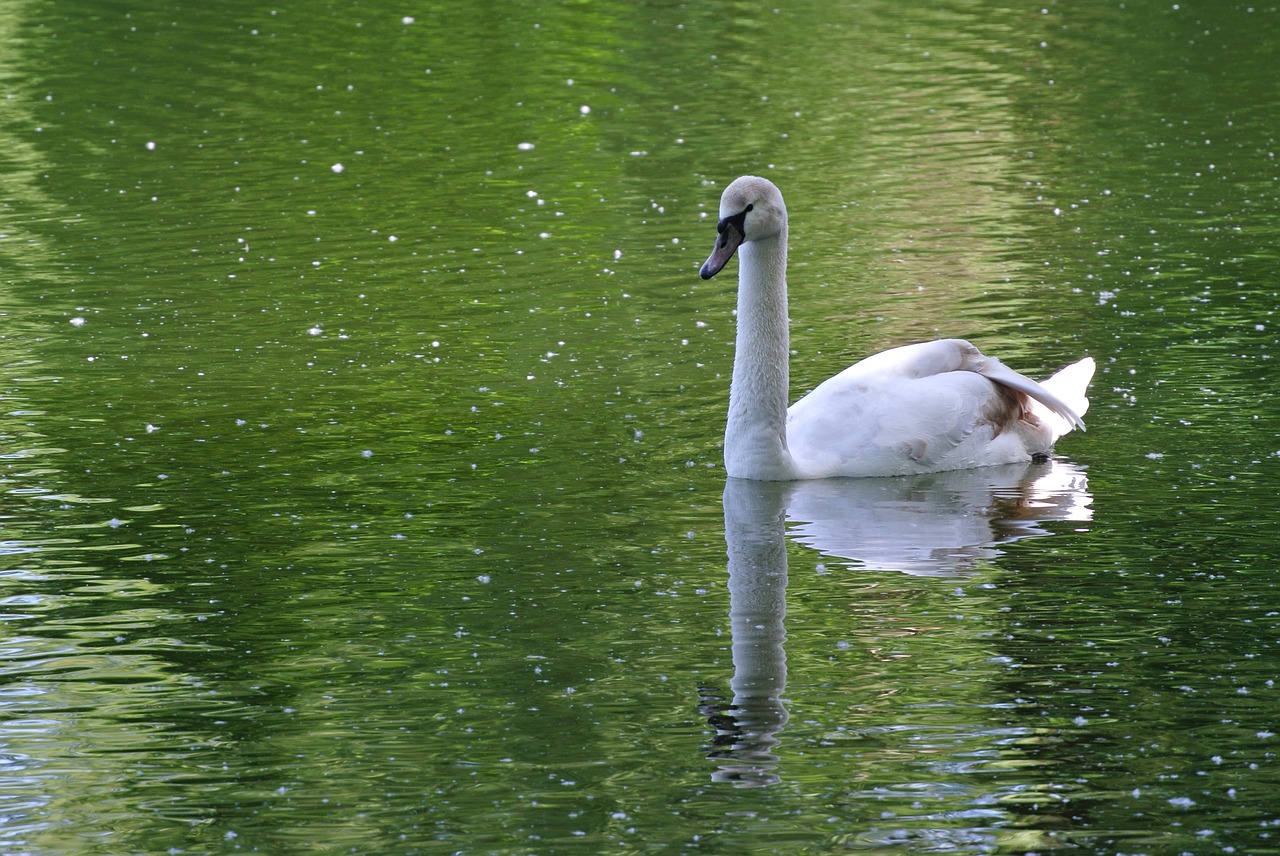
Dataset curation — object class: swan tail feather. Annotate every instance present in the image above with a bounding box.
[1034,357,1096,439]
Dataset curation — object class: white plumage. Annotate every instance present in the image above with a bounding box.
[700,175,1095,481]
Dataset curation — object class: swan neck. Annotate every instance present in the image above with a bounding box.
[726,228,793,480]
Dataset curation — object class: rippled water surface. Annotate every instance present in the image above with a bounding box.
[2,0,1280,853]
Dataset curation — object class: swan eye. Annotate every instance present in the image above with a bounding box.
[744,204,754,213]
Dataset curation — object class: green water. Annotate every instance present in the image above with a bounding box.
[2,0,1280,852]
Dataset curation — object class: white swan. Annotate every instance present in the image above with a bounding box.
[700,175,1095,481]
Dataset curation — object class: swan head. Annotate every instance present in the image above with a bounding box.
[699,175,787,280]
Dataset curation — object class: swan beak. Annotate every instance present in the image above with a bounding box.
[700,217,745,280]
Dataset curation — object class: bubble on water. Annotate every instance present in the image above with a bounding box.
[307,326,323,336]
[331,163,344,173]
[517,142,535,151]
[70,316,86,327]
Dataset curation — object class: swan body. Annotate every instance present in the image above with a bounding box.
[700,175,1095,481]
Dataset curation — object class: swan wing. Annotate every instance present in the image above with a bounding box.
[787,361,1001,474]
[785,340,1089,477]
[838,339,1087,431]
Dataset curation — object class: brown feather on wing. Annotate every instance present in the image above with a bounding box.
[978,385,1042,438]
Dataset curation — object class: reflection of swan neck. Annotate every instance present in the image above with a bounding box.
[726,519,788,715]
[726,232,793,480]
[714,479,792,786]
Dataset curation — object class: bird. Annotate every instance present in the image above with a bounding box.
[699,174,1095,481]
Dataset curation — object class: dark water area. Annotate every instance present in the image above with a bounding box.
[1,0,1279,853]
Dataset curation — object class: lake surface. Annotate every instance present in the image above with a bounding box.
[2,0,1280,852]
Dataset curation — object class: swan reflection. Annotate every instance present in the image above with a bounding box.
[786,459,1091,576]
[705,459,1091,787]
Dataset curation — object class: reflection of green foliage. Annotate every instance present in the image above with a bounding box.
[1,0,1279,851]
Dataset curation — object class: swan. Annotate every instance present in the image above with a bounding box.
[700,175,1095,481]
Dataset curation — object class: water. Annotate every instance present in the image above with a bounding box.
[2,0,1280,852]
